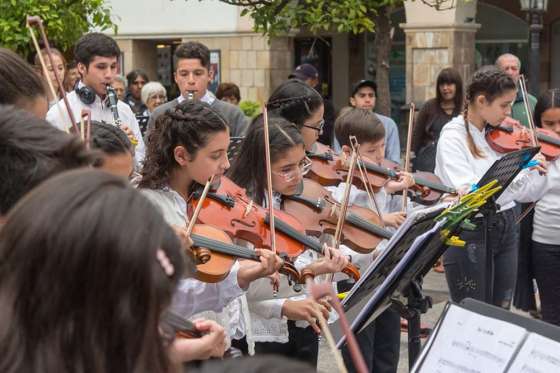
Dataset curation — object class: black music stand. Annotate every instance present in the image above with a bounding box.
[472,147,540,303]
[332,203,451,370]
[332,147,541,369]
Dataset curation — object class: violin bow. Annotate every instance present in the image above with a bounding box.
[333,136,360,250]
[351,137,386,228]
[519,75,540,147]
[184,175,215,265]
[401,103,415,212]
[263,105,280,293]
[80,109,92,149]
[515,75,540,224]
[26,16,78,133]
[186,175,215,236]
[308,281,368,373]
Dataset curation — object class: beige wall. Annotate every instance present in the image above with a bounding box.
[116,40,159,81]
[182,35,293,103]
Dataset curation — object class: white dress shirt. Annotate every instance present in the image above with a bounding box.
[434,116,547,211]
[46,82,145,167]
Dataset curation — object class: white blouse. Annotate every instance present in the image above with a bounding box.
[140,187,247,341]
[435,115,547,211]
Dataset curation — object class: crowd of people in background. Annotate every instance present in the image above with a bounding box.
[0,27,559,373]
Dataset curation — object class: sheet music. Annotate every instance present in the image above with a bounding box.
[508,333,560,373]
[417,304,527,373]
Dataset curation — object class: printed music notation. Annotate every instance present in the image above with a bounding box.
[413,304,527,373]
[508,333,560,373]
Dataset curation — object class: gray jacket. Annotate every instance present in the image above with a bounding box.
[145,97,248,141]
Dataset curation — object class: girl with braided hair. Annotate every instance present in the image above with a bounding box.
[435,66,548,309]
[267,79,325,152]
[139,100,284,360]
[227,114,349,366]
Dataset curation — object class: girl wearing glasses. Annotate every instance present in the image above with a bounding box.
[228,114,349,366]
[267,79,325,152]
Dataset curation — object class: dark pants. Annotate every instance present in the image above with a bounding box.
[443,209,518,308]
[532,240,560,326]
[254,320,319,367]
[341,307,401,373]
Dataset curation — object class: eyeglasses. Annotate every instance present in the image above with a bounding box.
[272,157,312,182]
[302,119,325,135]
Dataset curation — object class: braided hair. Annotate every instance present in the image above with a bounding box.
[89,121,133,167]
[267,79,323,129]
[139,101,228,189]
[463,66,516,158]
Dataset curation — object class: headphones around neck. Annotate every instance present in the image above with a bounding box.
[75,83,96,105]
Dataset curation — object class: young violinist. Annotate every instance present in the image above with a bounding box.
[435,66,548,309]
[139,100,283,354]
[227,115,349,365]
[0,47,48,118]
[33,47,66,108]
[529,89,560,326]
[0,105,92,218]
[267,78,325,152]
[328,107,415,373]
[46,33,145,167]
[0,168,226,372]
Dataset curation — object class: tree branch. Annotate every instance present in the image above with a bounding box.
[218,0,274,6]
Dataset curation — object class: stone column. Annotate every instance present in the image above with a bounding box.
[401,0,480,104]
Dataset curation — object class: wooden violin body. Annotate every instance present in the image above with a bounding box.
[307,148,455,205]
[284,179,393,254]
[189,176,361,282]
[189,224,301,284]
[487,123,560,161]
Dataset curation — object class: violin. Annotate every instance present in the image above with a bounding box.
[485,75,548,158]
[160,310,243,359]
[189,176,361,282]
[307,149,455,205]
[283,178,393,254]
[188,224,300,284]
[486,124,560,161]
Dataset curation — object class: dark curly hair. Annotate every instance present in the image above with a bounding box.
[89,121,133,167]
[463,66,516,158]
[139,101,228,190]
[267,79,323,129]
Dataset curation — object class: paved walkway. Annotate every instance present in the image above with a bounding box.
[317,270,450,373]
